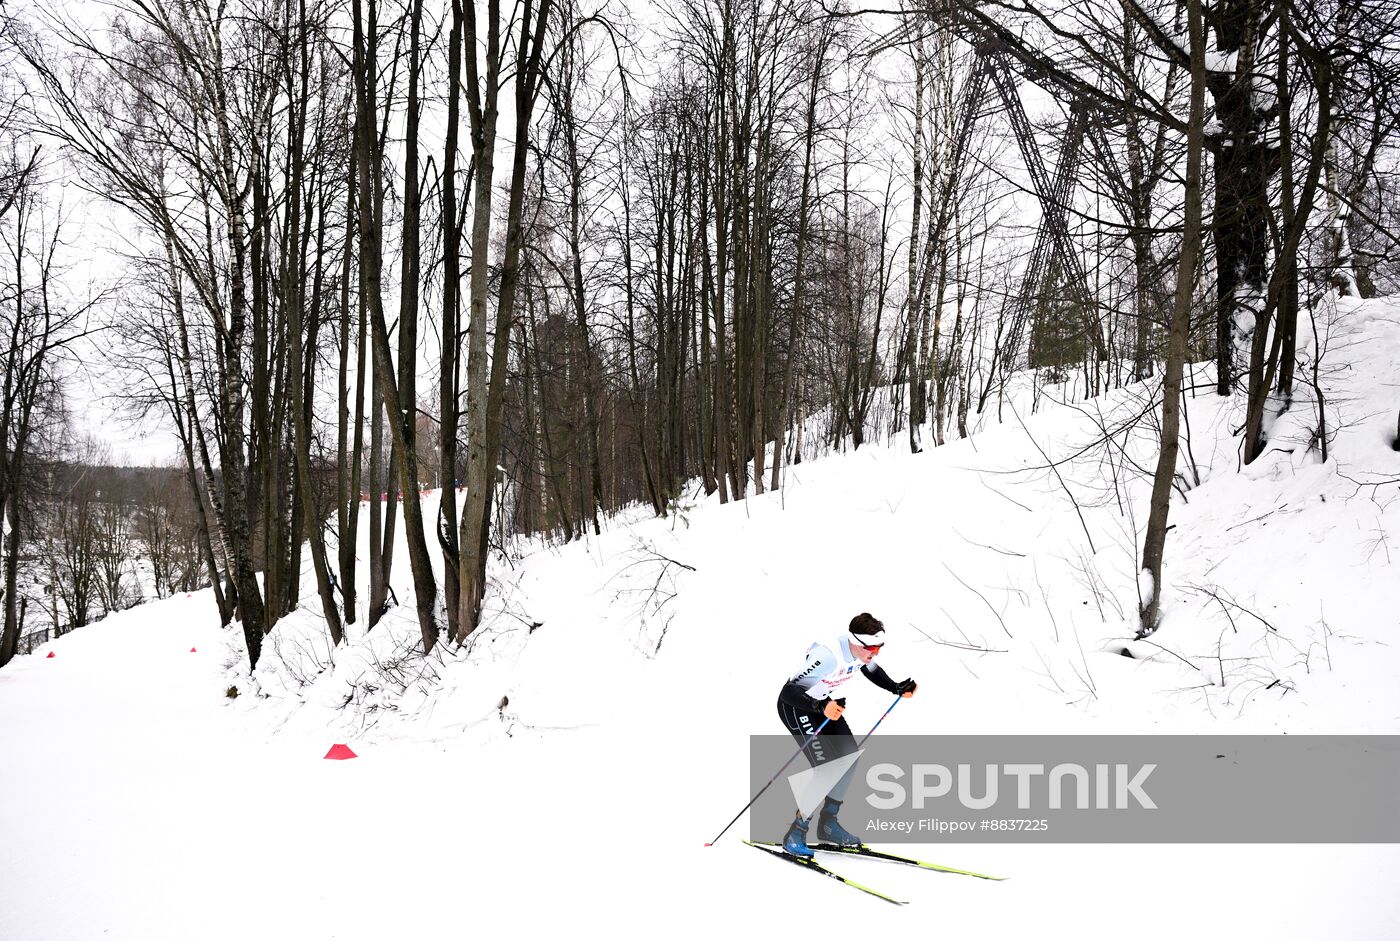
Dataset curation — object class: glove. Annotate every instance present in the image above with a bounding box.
[822,699,846,721]
[895,678,918,696]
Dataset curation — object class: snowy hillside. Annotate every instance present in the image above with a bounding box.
[2,296,1398,939]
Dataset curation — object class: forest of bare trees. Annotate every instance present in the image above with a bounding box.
[2,0,1399,668]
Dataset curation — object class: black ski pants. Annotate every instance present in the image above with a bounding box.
[775,694,860,805]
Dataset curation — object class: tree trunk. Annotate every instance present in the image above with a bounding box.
[367,0,440,653]
[439,0,465,638]
[454,0,504,639]
[1139,0,1205,638]
[209,26,268,668]
[355,0,389,629]
[563,95,604,534]
[1207,0,1271,397]
[466,0,555,635]
[338,145,361,625]
[1243,30,1334,464]
[162,230,232,625]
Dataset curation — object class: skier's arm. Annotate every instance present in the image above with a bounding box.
[863,662,917,696]
[861,662,899,693]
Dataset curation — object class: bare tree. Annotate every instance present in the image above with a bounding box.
[1139,0,1206,637]
[455,0,556,640]
[0,161,89,664]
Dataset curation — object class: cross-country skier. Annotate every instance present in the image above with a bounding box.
[776,613,918,857]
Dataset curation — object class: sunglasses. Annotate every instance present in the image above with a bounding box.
[851,637,884,654]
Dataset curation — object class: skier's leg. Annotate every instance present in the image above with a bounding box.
[776,698,863,853]
[775,697,835,857]
[814,721,863,846]
[777,699,830,765]
[827,749,860,801]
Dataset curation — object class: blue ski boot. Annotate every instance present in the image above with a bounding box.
[817,797,862,847]
[782,814,814,858]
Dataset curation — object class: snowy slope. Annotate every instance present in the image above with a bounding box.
[2,296,1398,939]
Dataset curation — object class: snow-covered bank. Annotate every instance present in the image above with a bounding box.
[241,294,1400,742]
[2,297,1398,939]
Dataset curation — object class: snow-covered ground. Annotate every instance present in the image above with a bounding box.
[3,296,1399,939]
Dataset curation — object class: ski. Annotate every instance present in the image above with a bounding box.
[744,841,907,905]
[752,841,1006,881]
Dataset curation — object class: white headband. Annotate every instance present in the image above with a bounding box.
[849,630,884,650]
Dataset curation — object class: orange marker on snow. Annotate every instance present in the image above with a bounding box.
[324,744,357,760]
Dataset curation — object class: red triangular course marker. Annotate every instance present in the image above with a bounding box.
[324,744,357,760]
[189,647,197,653]
[46,651,55,659]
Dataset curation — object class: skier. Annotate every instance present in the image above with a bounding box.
[776,613,917,858]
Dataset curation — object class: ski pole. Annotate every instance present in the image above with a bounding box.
[704,715,831,847]
[856,694,904,747]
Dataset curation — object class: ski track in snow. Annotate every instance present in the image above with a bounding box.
[3,298,1400,939]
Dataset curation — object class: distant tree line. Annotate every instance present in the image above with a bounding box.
[1,451,216,654]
